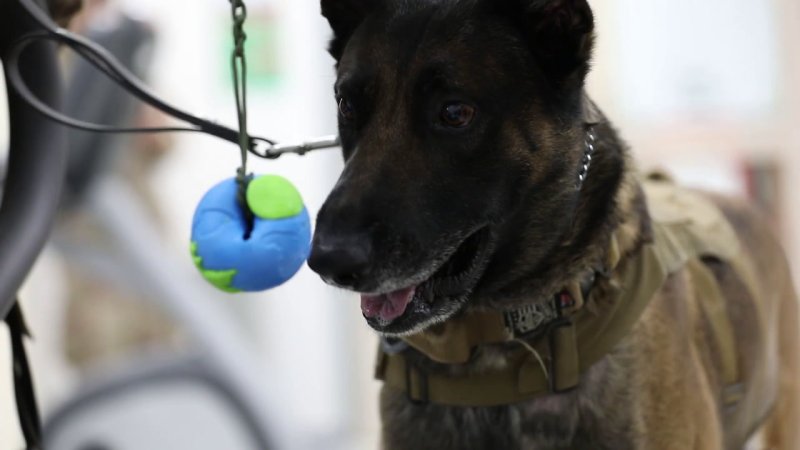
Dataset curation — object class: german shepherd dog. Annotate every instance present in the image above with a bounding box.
[308,0,800,448]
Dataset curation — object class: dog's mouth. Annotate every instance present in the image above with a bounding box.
[360,226,493,336]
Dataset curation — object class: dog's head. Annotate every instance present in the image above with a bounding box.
[309,0,597,336]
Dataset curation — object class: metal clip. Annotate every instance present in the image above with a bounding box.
[251,135,341,159]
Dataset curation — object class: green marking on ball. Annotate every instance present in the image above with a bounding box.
[190,242,241,293]
[190,242,203,268]
[201,268,241,293]
[246,175,304,220]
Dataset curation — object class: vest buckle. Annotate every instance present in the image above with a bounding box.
[405,361,429,404]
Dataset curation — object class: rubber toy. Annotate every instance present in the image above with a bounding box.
[191,175,311,292]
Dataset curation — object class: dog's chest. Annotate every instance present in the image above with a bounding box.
[380,358,635,450]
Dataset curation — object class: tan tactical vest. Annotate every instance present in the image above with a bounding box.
[375,179,757,406]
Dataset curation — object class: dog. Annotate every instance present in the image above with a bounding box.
[308,1,800,449]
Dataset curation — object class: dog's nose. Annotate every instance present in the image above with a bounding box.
[308,238,371,289]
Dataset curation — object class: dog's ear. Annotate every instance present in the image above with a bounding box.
[321,0,379,61]
[495,0,595,88]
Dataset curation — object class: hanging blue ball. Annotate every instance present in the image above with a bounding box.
[190,175,311,292]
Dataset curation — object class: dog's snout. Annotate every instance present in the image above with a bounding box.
[308,237,371,289]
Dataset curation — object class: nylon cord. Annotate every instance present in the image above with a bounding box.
[514,338,550,382]
[230,0,256,234]
[231,0,249,173]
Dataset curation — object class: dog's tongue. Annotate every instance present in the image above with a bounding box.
[361,286,416,322]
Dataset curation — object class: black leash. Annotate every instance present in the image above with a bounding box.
[4,0,274,157]
[3,0,340,160]
[4,300,42,450]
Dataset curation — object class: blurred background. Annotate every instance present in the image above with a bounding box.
[0,0,798,448]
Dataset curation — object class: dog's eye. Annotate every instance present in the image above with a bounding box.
[440,102,476,128]
[338,97,355,121]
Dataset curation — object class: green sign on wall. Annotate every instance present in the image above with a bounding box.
[220,9,283,91]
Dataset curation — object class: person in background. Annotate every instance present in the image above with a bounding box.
[54,0,185,371]
[48,0,82,27]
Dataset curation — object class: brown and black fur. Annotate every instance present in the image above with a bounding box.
[309,0,800,448]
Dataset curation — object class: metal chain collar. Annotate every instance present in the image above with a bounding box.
[577,128,597,189]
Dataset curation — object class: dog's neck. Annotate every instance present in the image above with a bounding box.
[474,98,650,312]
